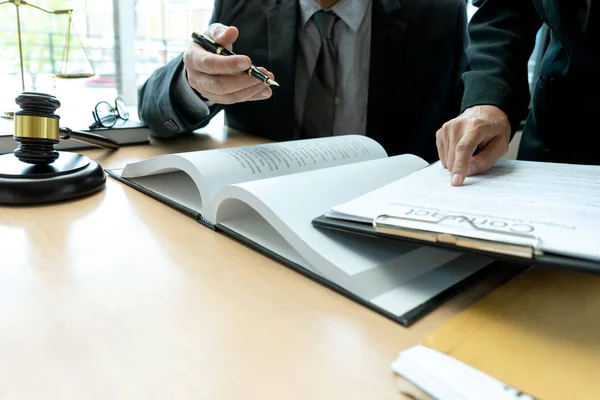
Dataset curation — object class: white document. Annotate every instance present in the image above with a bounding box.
[328,160,600,262]
[392,345,535,400]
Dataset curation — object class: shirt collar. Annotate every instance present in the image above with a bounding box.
[299,0,370,32]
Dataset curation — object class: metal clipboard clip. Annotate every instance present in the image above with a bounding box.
[373,214,542,259]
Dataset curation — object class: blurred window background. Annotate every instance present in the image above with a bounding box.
[0,0,213,123]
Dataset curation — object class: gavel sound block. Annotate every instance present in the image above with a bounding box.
[0,92,106,205]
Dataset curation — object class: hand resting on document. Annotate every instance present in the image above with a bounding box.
[183,23,276,104]
[436,105,512,187]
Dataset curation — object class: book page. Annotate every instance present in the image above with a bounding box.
[328,160,600,262]
[120,135,387,220]
[212,155,493,302]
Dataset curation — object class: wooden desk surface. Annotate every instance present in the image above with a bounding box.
[0,126,521,399]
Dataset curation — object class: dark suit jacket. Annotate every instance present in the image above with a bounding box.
[138,0,468,162]
[464,0,598,164]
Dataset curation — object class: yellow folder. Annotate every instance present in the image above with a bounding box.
[419,266,600,399]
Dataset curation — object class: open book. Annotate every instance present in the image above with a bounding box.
[315,159,600,271]
[107,135,497,326]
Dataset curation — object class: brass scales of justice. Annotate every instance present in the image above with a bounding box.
[0,0,96,97]
[0,0,115,205]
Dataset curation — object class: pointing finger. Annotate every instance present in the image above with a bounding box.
[451,132,484,186]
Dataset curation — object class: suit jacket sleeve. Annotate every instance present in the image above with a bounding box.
[442,0,469,124]
[461,0,542,133]
[137,1,225,138]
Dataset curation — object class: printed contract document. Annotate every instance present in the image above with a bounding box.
[326,160,600,263]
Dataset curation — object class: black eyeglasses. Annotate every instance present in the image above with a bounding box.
[89,97,129,129]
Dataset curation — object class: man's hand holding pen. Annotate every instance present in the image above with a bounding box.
[183,23,276,105]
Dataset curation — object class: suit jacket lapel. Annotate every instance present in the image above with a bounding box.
[266,0,299,140]
[366,0,406,142]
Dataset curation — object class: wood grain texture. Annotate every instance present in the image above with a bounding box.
[0,125,522,399]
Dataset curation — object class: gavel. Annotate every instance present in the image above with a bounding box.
[13,91,119,165]
[0,92,108,205]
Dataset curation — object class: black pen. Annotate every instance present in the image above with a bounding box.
[59,127,120,149]
[191,32,279,87]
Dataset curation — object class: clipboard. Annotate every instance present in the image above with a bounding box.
[311,213,600,273]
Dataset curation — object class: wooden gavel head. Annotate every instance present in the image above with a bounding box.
[13,92,62,165]
[0,92,107,205]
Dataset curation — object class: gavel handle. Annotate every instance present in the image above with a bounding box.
[60,127,120,150]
